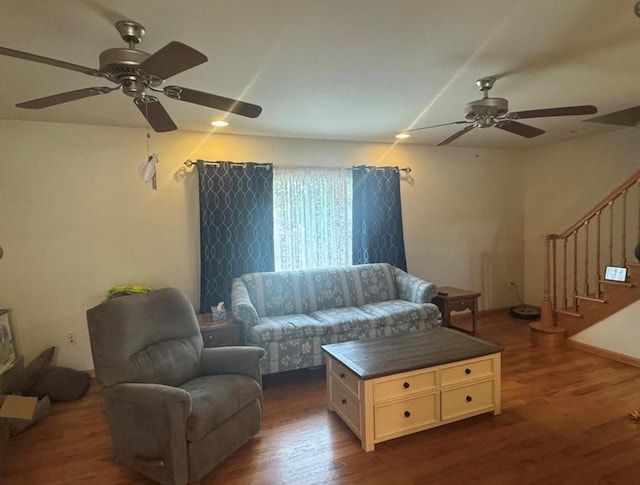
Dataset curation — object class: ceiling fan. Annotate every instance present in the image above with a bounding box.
[0,20,262,132]
[395,77,597,145]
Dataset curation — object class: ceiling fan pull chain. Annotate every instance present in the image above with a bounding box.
[144,100,158,191]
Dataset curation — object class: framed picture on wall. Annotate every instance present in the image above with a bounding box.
[0,309,16,375]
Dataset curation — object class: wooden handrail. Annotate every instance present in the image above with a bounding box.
[548,169,640,239]
[538,168,640,328]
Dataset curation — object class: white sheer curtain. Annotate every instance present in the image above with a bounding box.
[273,167,352,271]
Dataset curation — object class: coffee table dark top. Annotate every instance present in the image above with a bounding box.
[321,327,502,380]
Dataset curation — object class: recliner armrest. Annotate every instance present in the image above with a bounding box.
[104,382,192,419]
[200,346,265,383]
[101,382,192,485]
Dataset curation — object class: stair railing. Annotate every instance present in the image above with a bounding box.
[539,168,640,326]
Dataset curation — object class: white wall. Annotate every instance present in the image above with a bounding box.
[0,119,525,370]
[523,128,640,306]
[571,301,640,359]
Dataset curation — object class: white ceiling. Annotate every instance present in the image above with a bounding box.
[1,0,639,148]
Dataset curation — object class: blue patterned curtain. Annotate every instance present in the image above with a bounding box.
[352,165,407,271]
[198,161,274,312]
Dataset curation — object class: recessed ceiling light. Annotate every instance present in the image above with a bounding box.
[211,120,229,127]
[395,132,410,139]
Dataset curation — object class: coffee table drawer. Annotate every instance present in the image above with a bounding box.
[440,356,496,387]
[329,377,361,436]
[329,358,360,398]
[441,380,495,421]
[373,369,437,403]
[374,393,438,440]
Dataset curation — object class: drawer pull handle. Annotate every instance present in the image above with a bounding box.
[403,382,410,389]
[340,372,346,379]
[466,395,473,402]
[341,398,347,405]
[465,368,471,375]
[404,411,411,418]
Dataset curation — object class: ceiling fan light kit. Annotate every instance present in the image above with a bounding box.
[0,20,263,132]
[396,76,597,145]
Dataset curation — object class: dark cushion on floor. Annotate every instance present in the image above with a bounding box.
[27,367,90,402]
[16,347,55,394]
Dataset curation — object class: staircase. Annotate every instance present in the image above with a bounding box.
[530,169,640,348]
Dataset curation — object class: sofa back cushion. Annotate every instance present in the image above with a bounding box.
[240,263,398,317]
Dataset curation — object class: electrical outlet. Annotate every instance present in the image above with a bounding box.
[508,281,516,289]
[67,332,76,345]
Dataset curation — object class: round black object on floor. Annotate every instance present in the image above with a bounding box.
[510,305,541,320]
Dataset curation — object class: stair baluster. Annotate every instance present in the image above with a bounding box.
[609,200,614,266]
[572,231,578,311]
[621,190,627,267]
[596,211,601,298]
[562,238,568,310]
[584,220,589,297]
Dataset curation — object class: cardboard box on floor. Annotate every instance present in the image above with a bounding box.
[0,395,38,420]
[0,354,37,464]
[0,386,38,464]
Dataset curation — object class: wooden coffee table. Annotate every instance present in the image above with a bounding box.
[322,327,502,451]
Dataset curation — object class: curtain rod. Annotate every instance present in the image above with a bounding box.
[354,164,412,174]
[183,159,271,169]
[184,159,411,173]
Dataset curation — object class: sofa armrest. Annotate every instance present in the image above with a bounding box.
[231,278,260,328]
[393,267,438,303]
[200,346,265,384]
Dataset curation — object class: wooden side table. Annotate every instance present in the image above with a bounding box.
[432,286,481,336]
[197,314,242,347]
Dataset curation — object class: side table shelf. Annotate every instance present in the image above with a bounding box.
[197,314,242,347]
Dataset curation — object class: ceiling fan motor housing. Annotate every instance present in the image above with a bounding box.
[465,97,509,120]
[98,48,163,91]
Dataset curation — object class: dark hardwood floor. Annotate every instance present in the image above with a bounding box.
[2,313,640,484]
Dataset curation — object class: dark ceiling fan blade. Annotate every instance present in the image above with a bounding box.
[0,46,105,77]
[16,86,116,109]
[134,96,177,132]
[398,120,469,135]
[505,105,597,120]
[495,120,545,138]
[163,86,262,118]
[436,124,476,146]
[138,41,207,80]
[584,106,640,127]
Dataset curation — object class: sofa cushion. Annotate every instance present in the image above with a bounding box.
[181,374,262,443]
[311,306,378,334]
[246,314,327,343]
[345,263,398,305]
[360,300,440,328]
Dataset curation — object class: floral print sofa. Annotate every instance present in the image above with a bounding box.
[231,263,440,375]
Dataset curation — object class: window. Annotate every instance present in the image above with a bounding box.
[273,167,352,271]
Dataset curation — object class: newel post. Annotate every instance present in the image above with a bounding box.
[539,234,555,327]
[530,234,566,347]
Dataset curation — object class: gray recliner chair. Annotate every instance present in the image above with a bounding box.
[86,287,265,485]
